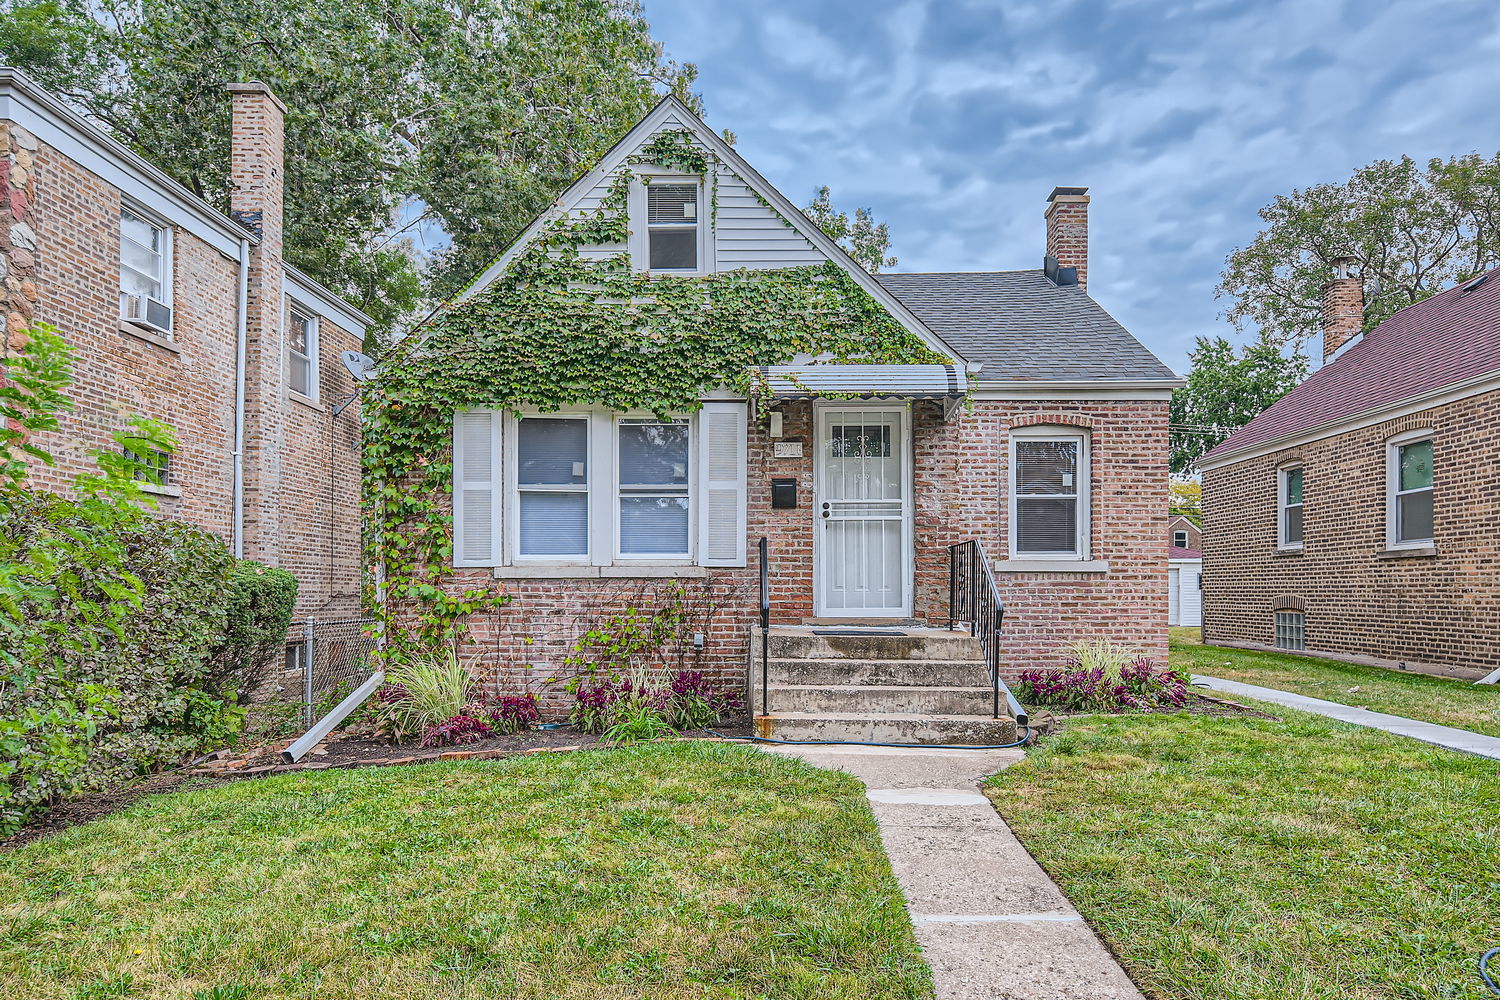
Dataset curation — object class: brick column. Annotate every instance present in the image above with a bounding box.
[227,81,287,566]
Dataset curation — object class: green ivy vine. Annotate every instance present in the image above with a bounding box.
[365,133,948,662]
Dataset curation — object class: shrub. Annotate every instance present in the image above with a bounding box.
[0,325,272,834]
[209,561,299,695]
[1016,655,1188,713]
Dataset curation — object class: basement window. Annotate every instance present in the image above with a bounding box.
[1274,611,1305,651]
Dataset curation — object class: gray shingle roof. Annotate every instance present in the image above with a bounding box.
[874,270,1178,382]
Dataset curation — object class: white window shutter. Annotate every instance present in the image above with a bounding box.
[697,401,747,567]
[452,410,501,567]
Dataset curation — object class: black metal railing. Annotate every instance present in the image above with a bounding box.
[948,540,1005,719]
[758,536,770,718]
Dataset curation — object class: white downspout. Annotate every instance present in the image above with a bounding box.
[232,237,250,559]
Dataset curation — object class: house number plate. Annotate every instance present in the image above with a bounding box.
[774,441,803,458]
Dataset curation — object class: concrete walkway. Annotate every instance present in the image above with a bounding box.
[760,744,1143,1000]
[1193,675,1500,760]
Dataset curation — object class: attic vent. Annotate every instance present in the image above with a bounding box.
[1461,273,1488,295]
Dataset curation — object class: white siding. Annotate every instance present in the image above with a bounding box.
[1169,559,1202,627]
[565,115,824,271]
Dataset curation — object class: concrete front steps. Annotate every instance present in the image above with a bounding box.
[750,626,1019,745]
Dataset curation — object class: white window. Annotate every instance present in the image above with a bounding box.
[1173,529,1190,548]
[515,416,590,558]
[119,207,173,335]
[1009,428,1089,559]
[288,306,318,399]
[453,405,746,569]
[1387,432,1433,548]
[1274,611,1305,650]
[646,181,700,271]
[1279,466,1304,549]
[617,419,691,558]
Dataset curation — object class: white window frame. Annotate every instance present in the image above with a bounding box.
[287,302,319,401]
[503,408,703,566]
[1172,529,1190,549]
[1385,430,1434,549]
[1278,465,1304,551]
[506,412,594,565]
[119,203,173,336]
[1274,610,1305,650]
[629,172,712,275]
[614,416,694,562]
[1008,426,1090,560]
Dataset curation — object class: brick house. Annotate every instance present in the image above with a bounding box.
[408,98,1179,740]
[1199,259,1500,680]
[1,67,370,621]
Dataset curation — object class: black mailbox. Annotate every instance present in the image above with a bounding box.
[771,478,797,509]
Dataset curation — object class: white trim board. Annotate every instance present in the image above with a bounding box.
[283,269,371,338]
[1199,369,1500,471]
[450,95,962,364]
[1,67,252,259]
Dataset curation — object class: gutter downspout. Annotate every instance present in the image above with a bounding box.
[232,237,250,559]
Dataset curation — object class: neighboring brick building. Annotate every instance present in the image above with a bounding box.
[1200,258,1500,680]
[410,97,1180,736]
[1,67,370,620]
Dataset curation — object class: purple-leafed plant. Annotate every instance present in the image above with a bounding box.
[1016,654,1186,713]
[420,713,494,748]
[482,693,540,735]
[667,670,743,730]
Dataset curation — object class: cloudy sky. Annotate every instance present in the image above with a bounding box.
[638,0,1500,373]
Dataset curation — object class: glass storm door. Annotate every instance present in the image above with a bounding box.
[815,407,911,618]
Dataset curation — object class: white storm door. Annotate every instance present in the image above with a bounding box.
[815,406,911,618]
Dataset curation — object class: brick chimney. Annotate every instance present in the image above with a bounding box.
[227,81,287,565]
[1322,257,1364,364]
[1044,185,1090,290]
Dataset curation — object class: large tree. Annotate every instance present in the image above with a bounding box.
[803,185,897,273]
[0,0,697,334]
[1219,153,1500,350]
[1170,332,1309,473]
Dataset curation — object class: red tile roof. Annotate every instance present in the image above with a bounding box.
[1202,268,1500,462]
[1169,545,1202,559]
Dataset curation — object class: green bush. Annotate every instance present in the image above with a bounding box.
[0,324,300,834]
[210,561,299,695]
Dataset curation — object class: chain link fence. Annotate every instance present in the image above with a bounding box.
[283,617,378,722]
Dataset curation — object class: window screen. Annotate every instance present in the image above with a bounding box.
[647,184,698,270]
[517,417,588,556]
[1014,438,1080,555]
[618,420,689,555]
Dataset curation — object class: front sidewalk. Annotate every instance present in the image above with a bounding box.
[761,744,1143,1000]
[1193,675,1500,759]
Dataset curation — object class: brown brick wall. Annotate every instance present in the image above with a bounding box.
[416,396,1171,711]
[3,108,362,621]
[1202,392,1500,679]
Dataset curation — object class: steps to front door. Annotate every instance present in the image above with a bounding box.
[749,625,1020,745]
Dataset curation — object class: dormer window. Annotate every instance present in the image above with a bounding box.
[647,183,699,270]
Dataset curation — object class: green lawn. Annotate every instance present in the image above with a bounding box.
[1171,630,1500,737]
[986,708,1500,1000]
[0,743,932,1000]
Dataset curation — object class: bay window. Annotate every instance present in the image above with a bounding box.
[1010,428,1089,559]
